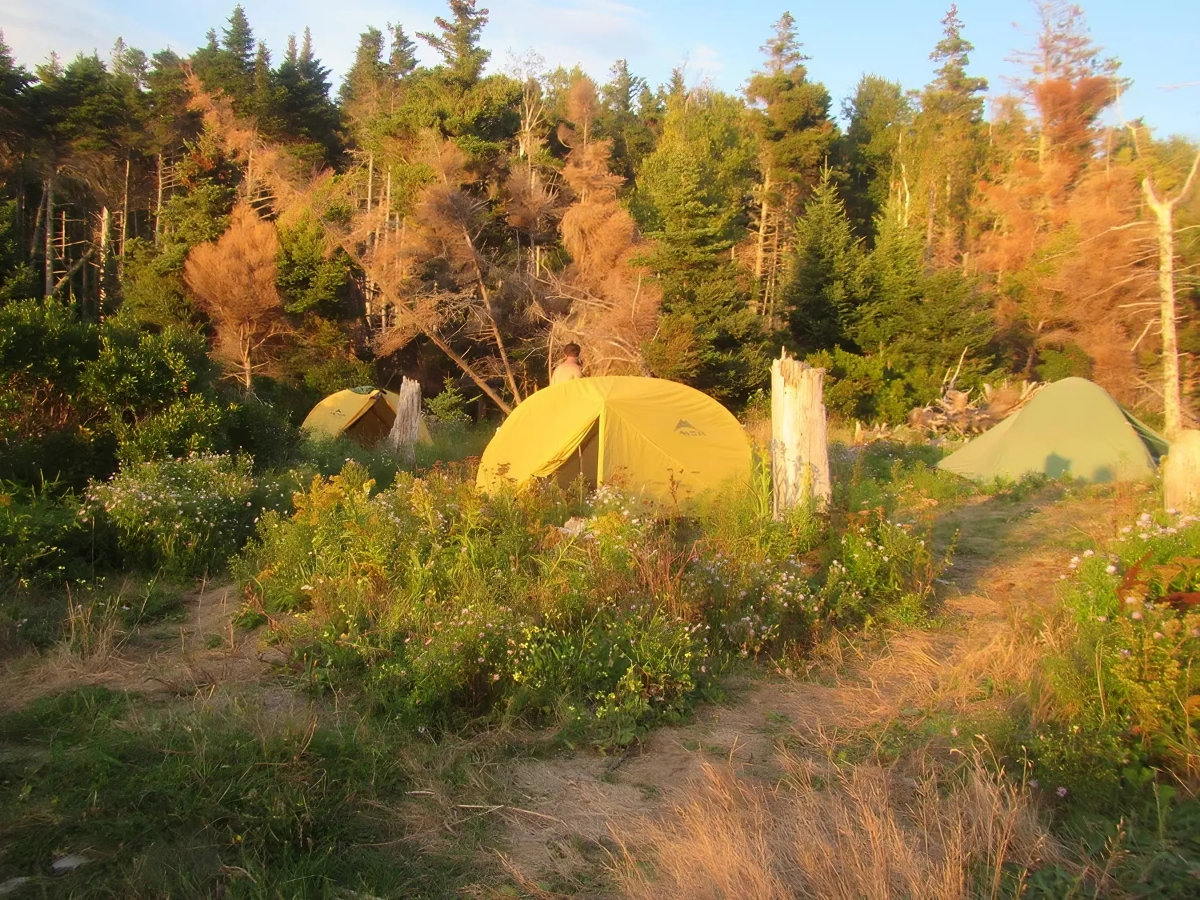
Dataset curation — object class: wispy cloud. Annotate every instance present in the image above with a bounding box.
[487,0,653,81]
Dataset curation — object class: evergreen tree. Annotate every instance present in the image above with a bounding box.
[273,28,342,164]
[908,4,988,263]
[0,31,33,173]
[634,89,766,402]
[784,169,865,352]
[388,25,419,79]
[745,13,837,196]
[855,205,994,393]
[191,5,257,110]
[340,27,387,112]
[745,13,838,321]
[598,59,654,179]
[841,75,910,240]
[222,5,255,71]
[417,0,490,86]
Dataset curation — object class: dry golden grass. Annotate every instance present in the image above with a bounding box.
[610,750,1068,900]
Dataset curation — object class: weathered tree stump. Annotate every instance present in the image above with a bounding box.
[1164,429,1200,515]
[386,377,422,465]
[771,352,831,518]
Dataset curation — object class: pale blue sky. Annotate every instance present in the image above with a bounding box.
[3,1,1197,138]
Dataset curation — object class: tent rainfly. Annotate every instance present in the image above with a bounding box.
[937,377,1168,484]
[476,376,753,509]
[301,386,430,446]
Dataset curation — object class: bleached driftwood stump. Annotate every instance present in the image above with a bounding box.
[771,352,831,518]
[1164,429,1200,515]
[387,377,422,465]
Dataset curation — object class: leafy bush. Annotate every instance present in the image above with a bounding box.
[86,452,294,576]
[814,508,941,629]
[424,377,475,427]
[805,348,921,425]
[79,324,210,416]
[0,480,113,589]
[221,394,301,471]
[289,434,409,490]
[510,604,704,747]
[114,394,230,466]
[236,461,932,746]
[1035,342,1093,382]
[1022,507,1200,813]
[0,298,97,388]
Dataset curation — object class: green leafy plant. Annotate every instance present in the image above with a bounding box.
[86,452,292,576]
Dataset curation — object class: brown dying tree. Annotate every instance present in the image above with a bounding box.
[546,76,661,377]
[183,202,285,388]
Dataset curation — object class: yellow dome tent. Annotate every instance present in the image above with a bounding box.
[476,376,752,509]
[301,386,431,446]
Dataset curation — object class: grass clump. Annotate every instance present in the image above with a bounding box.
[0,688,480,896]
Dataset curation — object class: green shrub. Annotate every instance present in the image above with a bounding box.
[114,394,230,466]
[0,480,113,589]
[1035,342,1094,382]
[236,461,956,746]
[86,452,292,576]
[424,377,475,427]
[79,324,209,417]
[0,298,97,388]
[221,394,301,471]
[815,508,941,630]
[1024,507,1200,813]
[808,348,919,425]
[510,604,703,748]
[290,434,408,489]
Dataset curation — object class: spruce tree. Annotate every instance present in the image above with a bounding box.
[908,4,988,263]
[784,169,865,352]
[417,0,490,86]
[841,75,910,240]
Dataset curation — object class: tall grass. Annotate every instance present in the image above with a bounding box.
[610,750,1069,899]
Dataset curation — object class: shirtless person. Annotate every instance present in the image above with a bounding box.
[550,342,583,384]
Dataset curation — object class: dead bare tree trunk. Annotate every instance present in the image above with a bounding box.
[463,225,523,404]
[387,377,422,465]
[753,168,771,316]
[43,177,54,297]
[120,155,130,262]
[1142,150,1200,439]
[97,206,110,317]
[155,154,164,244]
[771,351,831,518]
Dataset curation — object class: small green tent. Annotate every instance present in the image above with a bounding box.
[937,377,1168,484]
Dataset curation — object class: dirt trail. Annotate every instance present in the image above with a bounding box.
[491,485,1149,890]
[1,581,284,713]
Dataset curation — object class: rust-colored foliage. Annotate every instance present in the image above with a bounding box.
[549,77,661,376]
[183,203,285,387]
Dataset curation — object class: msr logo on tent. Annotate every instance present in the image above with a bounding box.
[674,419,705,436]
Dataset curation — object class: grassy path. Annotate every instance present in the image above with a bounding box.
[490,483,1150,895]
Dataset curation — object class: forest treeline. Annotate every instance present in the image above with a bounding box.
[1,0,1197,430]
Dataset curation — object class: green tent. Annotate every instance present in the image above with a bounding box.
[937,377,1168,484]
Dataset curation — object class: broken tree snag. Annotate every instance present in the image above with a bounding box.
[387,377,422,465]
[771,351,831,518]
[1164,429,1200,516]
